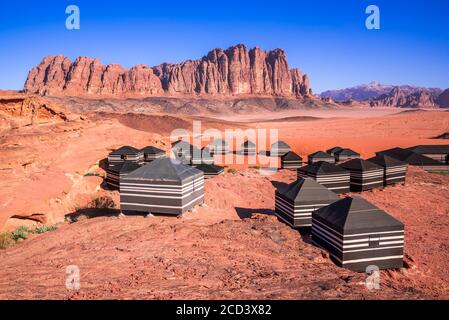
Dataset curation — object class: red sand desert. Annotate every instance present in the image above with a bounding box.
[1,91,449,299]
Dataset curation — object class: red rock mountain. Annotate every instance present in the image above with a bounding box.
[370,87,440,108]
[24,44,311,98]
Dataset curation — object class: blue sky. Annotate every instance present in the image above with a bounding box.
[0,0,448,93]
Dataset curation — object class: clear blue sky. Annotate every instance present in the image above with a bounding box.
[0,0,448,93]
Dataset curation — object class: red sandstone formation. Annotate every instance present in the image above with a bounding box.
[24,44,311,98]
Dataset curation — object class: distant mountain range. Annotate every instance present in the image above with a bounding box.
[321,82,448,108]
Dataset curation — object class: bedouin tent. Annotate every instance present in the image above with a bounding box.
[376,147,449,172]
[338,159,384,192]
[275,177,340,228]
[106,161,142,190]
[334,148,360,164]
[194,163,225,178]
[270,141,291,157]
[308,151,335,165]
[171,140,202,165]
[208,139,229,155]
[108,146,143,164]
[239,140,257,155]
[406,145,449,163]
[141,146,165,163]
[312,196,404,272]
[280,151,303,170]
[120,157,204,216]
[367,155,407,186]
[298,161,350,194]
[201,147,215,165]
[326,146,344,156]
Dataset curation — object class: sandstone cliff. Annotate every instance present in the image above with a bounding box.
[24,44,311,98]
[369,87,440,108]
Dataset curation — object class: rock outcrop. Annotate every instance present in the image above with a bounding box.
[370,87,440,108]
[321,82,442,103]
[436,89,449,108]
[24,44,311,98]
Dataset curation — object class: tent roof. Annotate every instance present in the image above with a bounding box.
[141,146,165,155]
[313,196,404,234]
[335,148,360,157]
[338,158,382,171]
[271,141,291,149]
[209,139,229,146]
[125,157,202,182]
[326,146,343,154]
[299,161,349,174]
[195,163,224,173]
[120,161,142,174]
[277,177,340,204]
[367,155,407,167]
[107,162,124,173]
[377,148,441,165]
[309,151,334,159]
[110,146,140,156]
[281,151,303,161]
[407,145,449,154]
[242,140,256,147]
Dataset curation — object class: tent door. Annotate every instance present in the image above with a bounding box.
[369,235,380,247]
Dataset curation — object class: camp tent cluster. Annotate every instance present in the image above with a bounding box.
[377,147,449,172]
[308,151,335,165]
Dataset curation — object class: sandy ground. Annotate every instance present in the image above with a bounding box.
[1,94,449,299]
[0,167,448,299]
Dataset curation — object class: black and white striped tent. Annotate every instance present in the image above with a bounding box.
[194,163,224,178]
[106,163,123,189]
[208,139,229,155]
[171,140,202,165]
[298,161,350,194]
[106,161,142,190]
[376,147,449,172]
[108,146,143,164]
[120,157,204,216]
[201,147,215,165]
[239,140,257,155]
[338,159,384,192]
[334,148,360,163]
[326,146,343,156]
[280,151,303,170]
[270,141,291,157]
[141,146,165,163]
[275,177,340,228]
[312,196,404,272]
[308,151,335,165]
[367,155,407,186]
[406,145,449,163]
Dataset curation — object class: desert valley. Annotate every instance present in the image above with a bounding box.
[1,44,449,300]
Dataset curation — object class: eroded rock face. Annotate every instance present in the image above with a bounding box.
[24,45,311,98]
[370,87,439,108]
[436,89,449,108]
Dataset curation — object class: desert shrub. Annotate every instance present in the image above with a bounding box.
[227,168,237,174]
[33,226,57,234]
[89,196,116,209]
[0,232,15,249]
[11,230,27,241]
[84,172,100,177]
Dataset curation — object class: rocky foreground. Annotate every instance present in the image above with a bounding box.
[0,167,448,299]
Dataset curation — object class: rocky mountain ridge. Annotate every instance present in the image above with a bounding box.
[24,44,311,99]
